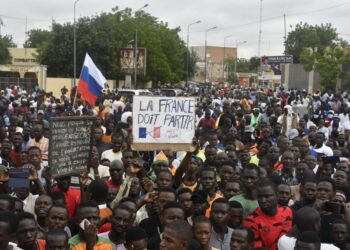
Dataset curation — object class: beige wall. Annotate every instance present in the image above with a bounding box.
[46,78,116,97]
[191,46,237,62]
[46,78,73,97]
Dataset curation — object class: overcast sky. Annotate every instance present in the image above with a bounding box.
[1,0,350,59]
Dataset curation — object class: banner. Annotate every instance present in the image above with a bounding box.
[261,55,293,76]
[119,48,146,76]
[132,96,196,151]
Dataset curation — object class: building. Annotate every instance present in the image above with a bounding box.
[0,48,47,91]
[191,46,237,83]
[237,72,258,87]
[0,48,119,97]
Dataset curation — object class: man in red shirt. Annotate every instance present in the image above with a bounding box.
[106,160,124,192]
[9,132,24,167]
[244,179,293,250]
[198,110,216,129]
[53,176,81,218]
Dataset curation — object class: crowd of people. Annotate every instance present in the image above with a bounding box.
[0,84,350,250]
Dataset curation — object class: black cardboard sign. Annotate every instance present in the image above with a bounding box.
[49,116,95,177]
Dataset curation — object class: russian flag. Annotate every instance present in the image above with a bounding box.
[77,53,106,106]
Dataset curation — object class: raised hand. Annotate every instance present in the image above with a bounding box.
[28,165,39,181]
[79,172,89,186]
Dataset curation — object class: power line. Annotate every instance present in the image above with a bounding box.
[190,0,350,34]
[0,14,72,23]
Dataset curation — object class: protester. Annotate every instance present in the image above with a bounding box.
[1,84,350,250]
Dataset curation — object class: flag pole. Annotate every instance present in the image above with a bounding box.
[72,53,86,110]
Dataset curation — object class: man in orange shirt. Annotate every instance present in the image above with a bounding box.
[87,180,112,233]
[199,168,222,218]
[68,201,113,250]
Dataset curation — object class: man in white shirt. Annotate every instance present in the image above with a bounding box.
[112,97,125,114]
[89,146,110,180]
[278,207,339,250]
[312,132,333,157]
[277,105,299,135]
[101,134,124,162]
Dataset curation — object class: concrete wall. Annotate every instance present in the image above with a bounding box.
[285,63,350,92]
[284,64,321,91]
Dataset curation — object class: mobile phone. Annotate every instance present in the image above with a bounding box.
[79,218,91,230]
[324,156,340,164]
[324,201,345,214]
[8,168,30,189]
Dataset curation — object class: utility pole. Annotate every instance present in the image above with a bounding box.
[223,35,232,82]
[73,0,80,88]
[25,16,28,56]
[0,17,3,37]
[134,4,149,88]
[284,14,287,64]
[258,0,263,57]
[204,26,217,82]
[234,41,247,78]
[186,20,201,84]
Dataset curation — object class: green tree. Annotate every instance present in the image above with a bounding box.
[185,50,199,81]
[236,58,250,72]
[285,22,346,63]
[31,7,186,83]
[224,58,236,82]
[0,35,16,64]
[24,29,51,48]
[249,56,260,71]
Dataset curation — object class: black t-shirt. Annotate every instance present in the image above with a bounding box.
[219,113,236,127]
[290,201,314,214]
[140,217,160,239]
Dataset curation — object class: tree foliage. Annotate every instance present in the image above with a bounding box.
[24,29,51,48]
[249,57,260,71]
[29,7,186,83]
[185,50,199,81]
[285,22,346,63]
[0,35,16,64]
[236,58,250,72]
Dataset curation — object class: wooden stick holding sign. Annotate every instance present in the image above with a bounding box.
[132,96,196,151]
[49,116,95,178]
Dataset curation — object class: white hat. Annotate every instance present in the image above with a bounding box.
[286,129,299,140]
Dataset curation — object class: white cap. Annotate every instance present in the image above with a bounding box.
[286,128,299,140]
